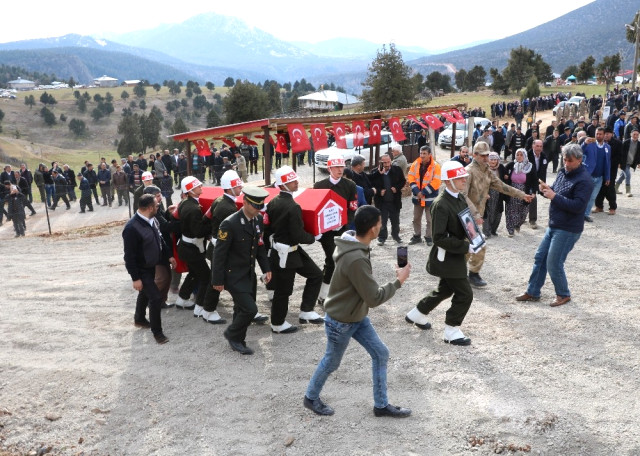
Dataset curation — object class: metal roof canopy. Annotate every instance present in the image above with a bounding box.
[168,103,467,185]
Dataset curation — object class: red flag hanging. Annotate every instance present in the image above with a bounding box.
[193,138,212,157]
[333,123,348,148]
[352,120,366,147]
[388,117,406,142]
[221,138,236,148]
[275,133,289,154]
[439,111,458,123]
[406,115,428,129]
[255,134,275,146]
[422,113,444,130]
[368,119,382,145]
[451,109,466,122]
[287,124,311,153]
[310,123,328,150]
[235,136,258,146]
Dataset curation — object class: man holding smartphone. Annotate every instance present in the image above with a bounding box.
[304,205,411,417]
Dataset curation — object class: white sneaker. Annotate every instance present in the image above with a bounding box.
[299,311,324,324]
[193,304,204,318]
[271,321,298,334]
[405,307,431,330]
[201,310,226,324]
[443,325,471,346]
[175,296,195,310]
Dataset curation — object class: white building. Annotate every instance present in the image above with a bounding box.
[7,77,35,91]
[94,75,119,88]
[298,90,361,113]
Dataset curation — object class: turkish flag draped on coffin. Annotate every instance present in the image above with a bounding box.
[275,133,289,154]
[310,123,328,150]
[388,117,406,142]
[333,123,348,148]
[422,113,444,130]
[368,119,382,145]
[352,120,366,147]
[193,139,212,157]
[287,123,312,153]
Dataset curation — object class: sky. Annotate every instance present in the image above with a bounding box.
[0,0,595,51]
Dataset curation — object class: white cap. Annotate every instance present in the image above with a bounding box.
[181,176,203,193]
[141,171,153,181]
[274,166,299,186]
[440,161,469,181]
[326,153,345,168]
[220,170,243,190]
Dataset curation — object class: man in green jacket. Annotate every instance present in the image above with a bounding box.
[404,160,479,346]
[304,205,411,418]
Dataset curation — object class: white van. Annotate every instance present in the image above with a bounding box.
[314,131,397,170]
[437,117,491,149]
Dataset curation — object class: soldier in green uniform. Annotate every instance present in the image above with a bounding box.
[313,153,358,305]
[175,176,213,314]
[404,161,478,346]
[212,186,271,355]
[265,166,324,334]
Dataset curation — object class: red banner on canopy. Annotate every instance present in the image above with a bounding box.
[287,123,311,153]
[235,136,258,146]
[193,138,212,157]
[221,138,236,148]
[275,133,289,154]
[406,115,428,129]
[451,109,466,122]
[333,123,348,149]
[255,134,276,146]
[422,113,444,130]
[310,123,328,150]
[388,117,406,142]
[352,120,365,147]
[439,111,458,123]
[368,119,382,145]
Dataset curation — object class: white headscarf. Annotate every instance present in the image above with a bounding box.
[513,148,532,174]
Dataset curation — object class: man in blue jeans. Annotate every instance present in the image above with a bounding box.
[516,144,593,307]
[304,205,412,417]
[580,126,611,222]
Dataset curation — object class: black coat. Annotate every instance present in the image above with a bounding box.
[344,168,375,204]
[527,150,548,195]
[621,138,640,169]
[369,166,406,208]
[504,161,537,196]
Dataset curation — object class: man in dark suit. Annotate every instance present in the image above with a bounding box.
[369,153,406,246]
[122,194,176,344]
[527,139,548,229]
[212,187,271,355]
[594,128,623,215]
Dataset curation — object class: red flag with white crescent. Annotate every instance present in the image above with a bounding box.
[275,133,289,154]
[439,111,458,123]
[388,117,406,142]
[287,123,311,153]
[255,134,275,146]
[352,120,365,147]
[333,123,347,148]
[235,136,257,146]
[451,109,466,122]
[422,113,444,130]
[193,139,212,157]
[368,119,382,145]
[310,123,328,150]
[407,115,428,129]
[221,138,236,148]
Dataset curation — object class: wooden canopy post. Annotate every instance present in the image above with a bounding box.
[450,122,457,158]
[185,140,192,176]
[262,126,272,186]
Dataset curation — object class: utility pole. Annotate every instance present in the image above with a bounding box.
[627,11,640,89]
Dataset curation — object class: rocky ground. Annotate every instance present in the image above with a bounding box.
[1,135,640,455]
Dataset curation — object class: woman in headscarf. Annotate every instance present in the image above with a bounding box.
[504,148,536,237]
[482,152,506,237]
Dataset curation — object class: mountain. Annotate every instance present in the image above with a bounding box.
[291,38,430,61]
[408,0,638,75]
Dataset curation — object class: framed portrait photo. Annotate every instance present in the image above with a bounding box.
[458,208,485,252]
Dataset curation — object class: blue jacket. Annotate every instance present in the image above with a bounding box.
[581,141,611,181]
[548,165,593,233]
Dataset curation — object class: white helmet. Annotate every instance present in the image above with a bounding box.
[141,171,154,181]
[326,153,345,168]
[440,161,469,181]
[220,170,243,190]
[274,166,299,186]
[181,176,203,193]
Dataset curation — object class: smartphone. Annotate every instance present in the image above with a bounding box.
[397,246,408,268]
[379,162,384,172]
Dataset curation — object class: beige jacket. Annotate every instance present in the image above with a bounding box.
[463,159,527,217]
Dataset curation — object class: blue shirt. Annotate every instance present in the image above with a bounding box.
[581,141,611,180]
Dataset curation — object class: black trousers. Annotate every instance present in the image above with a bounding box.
[51,193,70,209]
[135,268,164,336]
[178,247,211,306]
[270,249,323,325]
[319,231,339,284]
[595,180,617,210]
[224,276,258,343]
[417,276,473,327]
[79,194,93,212]
[378,200,400,241]
[528,197,538,224]
[90,185,100,204]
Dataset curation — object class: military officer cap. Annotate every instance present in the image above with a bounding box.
[243,186,269,210]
